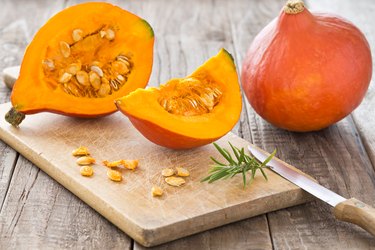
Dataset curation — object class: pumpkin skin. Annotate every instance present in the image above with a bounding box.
[241,0,372,132]
[116,49,242,149]
[6,2,154,126]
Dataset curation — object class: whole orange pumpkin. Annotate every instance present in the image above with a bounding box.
[241,0,372,132]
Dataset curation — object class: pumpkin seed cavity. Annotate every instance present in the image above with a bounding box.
[158,77,222,116]
[42,26,133,98]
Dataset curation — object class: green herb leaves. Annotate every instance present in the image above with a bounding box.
[201,142,276,188]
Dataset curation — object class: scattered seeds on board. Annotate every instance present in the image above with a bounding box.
[103,160,123,168]
[72,146,90,156]
[161,168,174,177]
[176,167,190,177]
[122,159,138,170]
[80,165,93,177]
[76,156,95,165]
[165,177,185,187]
[107,169,122,182]
[151,186,163,197]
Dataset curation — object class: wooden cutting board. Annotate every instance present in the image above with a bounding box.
[0,102,313,247]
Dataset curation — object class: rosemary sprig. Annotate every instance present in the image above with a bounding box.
[201,142,276,188]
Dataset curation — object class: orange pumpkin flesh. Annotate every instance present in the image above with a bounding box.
[116,49,242,149]
[241,0,372,132]
[6,2,154,126]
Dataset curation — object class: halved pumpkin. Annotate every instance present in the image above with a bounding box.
[6,2,154,126]
[116,49,242,149]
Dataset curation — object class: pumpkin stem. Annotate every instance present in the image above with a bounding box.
[283,0,305,14]
[5,107,25,127]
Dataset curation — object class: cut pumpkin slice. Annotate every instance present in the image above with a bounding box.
[6,2,154,126]
[116,49,242,149]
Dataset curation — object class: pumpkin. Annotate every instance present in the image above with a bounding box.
[5,2,154,126]
[116,49,242,149]
[241,0,372,132]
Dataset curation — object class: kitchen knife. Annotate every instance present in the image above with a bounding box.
[248,144,375,237]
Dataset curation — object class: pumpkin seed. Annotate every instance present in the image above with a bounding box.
[103,160,123,168]
[97,78,111,97]
[117,55,130,63]
[122,159,138,170]
[105,28,115,40]
[107,169,122,182]
[42,59,55,71]
[89,71,101,90]
[76,71,89,86]
[161,99,168,109]
[72,29,83,42]
[80,165,93,177]
[59,72,72,83]
[110,79,119,91]
[72,146,90,156]
[99,30,106,38]
[176,167,190,177]
[112,61,129,75]
[151,186,163,197]
[161,168,174,177]
[91,61,102,67]
[165,177,185,187]
[116,74,125,82]
[76,156,95,165]
[67,63,82,75]
[90,65,104,77]
[59,41,71,58]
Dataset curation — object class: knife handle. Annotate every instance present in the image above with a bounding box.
[334,198,375,236]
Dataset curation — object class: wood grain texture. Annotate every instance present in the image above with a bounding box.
[263,121,375,249]
[0,0,132,248]
[334,198,375,237]
[134,215,272,250]
[308,0,375,176]
[0,0,65,217]
[0,102,313,247]
[0,156,132,250]
[235,1,375,248]
[1,0,375,249]
[0,141,17,210]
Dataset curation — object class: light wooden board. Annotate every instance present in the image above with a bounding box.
[0,102,313,247]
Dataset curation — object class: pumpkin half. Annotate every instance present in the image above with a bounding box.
[6,2,154,126]
[116,49,242,149]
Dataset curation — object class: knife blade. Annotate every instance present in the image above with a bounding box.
[248,144,375,237]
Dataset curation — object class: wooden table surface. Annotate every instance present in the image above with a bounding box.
[1,0,375,249]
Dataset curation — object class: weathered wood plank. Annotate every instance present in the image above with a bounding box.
[0,156,132,249]
[0,0,67,232]
[0,0,132,248]
[134,215,272,250]
[264,119,375,249]
[229,0,375,248]
[0,142,17,210]
[308,0,375,176]
[0,0,66,95]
